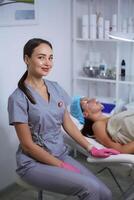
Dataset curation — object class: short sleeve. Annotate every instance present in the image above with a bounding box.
[8,90,28,125]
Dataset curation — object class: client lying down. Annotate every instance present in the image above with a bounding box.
[70,96,134,154]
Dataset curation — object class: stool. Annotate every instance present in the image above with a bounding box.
[16,175,43,200]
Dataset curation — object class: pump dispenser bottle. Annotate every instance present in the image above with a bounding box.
[121,59,126,80]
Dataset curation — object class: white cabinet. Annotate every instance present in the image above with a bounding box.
[72,0,134,106]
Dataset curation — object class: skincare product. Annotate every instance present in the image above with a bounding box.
[99,59,106,77]
[104,20,110,39]
[98,16,104,39]
[90,14,97,39]
[121,59,126,80]
[82,15,89,39]
[112,14,117,32]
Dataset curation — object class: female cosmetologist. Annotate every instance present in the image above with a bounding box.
[8,38,118,199]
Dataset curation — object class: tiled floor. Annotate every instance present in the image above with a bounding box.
[0,152,134,200]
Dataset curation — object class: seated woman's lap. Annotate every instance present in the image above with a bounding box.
[21,155,111,198]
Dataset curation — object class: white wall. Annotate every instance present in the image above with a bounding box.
[0,0,71,190]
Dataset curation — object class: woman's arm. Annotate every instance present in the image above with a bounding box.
[92,120,134,153]
[92,120,123,152]
[119,141,134,154]
[63,110,92,151]
[15,123,63,167]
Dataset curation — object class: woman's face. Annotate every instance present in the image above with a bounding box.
[25,43,53,77]
[80,98,103,116]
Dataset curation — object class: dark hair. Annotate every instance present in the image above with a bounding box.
[81,118,94,137]
[18,38,53,104]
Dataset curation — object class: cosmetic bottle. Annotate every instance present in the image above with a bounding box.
[82,15,89,39]
[121,59,126,80]
[90,14,97,39]
[98,16,104,39]
[112,14,117,32]
[104,20,110,39]
[99,59,106,77]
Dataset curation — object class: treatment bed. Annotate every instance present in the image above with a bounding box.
[63,119,134,199]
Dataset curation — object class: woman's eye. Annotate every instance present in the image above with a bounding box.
[49,57,53,61]
[38,56,44,60]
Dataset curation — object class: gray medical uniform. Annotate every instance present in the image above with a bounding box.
[8,79,112,200]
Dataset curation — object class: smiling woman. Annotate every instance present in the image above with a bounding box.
[7,38,114,200]
[18,38,53,104]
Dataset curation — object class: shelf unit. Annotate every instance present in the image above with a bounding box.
[72,0,134,105]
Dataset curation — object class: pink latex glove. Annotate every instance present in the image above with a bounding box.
[90,147,120,158]
[60,162,80,173]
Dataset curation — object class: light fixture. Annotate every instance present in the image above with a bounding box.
[108,32,134,42]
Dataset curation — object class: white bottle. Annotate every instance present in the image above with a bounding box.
[89,14,97,39]
[104,20,110,39]
[112,14,117,32]
[98,16,104,39]
[82,15,89,39]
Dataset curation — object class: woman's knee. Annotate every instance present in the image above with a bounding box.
[78,182,112,200]
[76,182,101,200]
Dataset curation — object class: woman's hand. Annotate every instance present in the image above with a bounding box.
[60,162,80,173]
[90,147,120,158]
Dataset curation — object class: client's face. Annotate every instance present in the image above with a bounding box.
[80,98,103,118]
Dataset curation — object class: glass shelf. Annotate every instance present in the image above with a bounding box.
[75,37,117,42]
[75,76,116,83]
[76,75,134,85]
[118,76,134,84]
